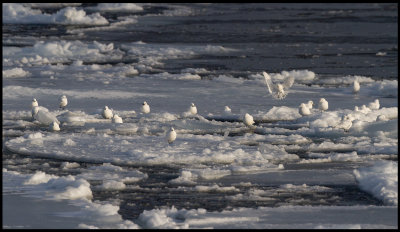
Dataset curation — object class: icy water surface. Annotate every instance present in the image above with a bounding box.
[2,3,398,229]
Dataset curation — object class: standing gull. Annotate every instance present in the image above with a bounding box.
[112,114,123,123]
[189,103,197,115]
[167,127,177,144]
[142,101,150,114]
[335,114,353,132]
[263,71,294,99]
[102,106,113,119]
[299,103,311,116]
[353,80,360,94]
[243,113,255,127]
[31,98,39,119]
[32,98,38,107]
[59,95,68,110]
[318,98,329,111]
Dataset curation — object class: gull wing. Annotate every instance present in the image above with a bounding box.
[282,75,294,89]
[262,72,276,94]
[35,110,60,125]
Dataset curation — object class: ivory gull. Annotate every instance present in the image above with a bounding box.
[353,80,360,94]
[189,103,197,115]
[224,106,232,114]
[263,71,294,99]
[243,113,255,127]
[32,106,60,125]
[299,103,311,116]
[335,114,353,132]
[142,101,150,114]
[112,114,123,123]
[167,127,177,144]
[102,106,113,119]
[318,98,329,111]
[59,95,68,110]
[305,100,313,110]
[32,98,38,107]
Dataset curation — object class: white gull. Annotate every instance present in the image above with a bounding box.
[32,106,60,125]
[243,113,255,127]
[112,114,123,123]
[224,106,232,114]
[299,103,311,116]
[59,95,68,110]
[141,101,150,114]
[167,127,177,144]
[335,114,353,132]
[305,100,313,110]
[102,106,113,119]
[353,79,360,94]
[32,98,38,107]
[318,98,329,111]
[263,71,294,99]
[189,103,197,115]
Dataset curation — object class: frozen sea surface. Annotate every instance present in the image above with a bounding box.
[2,3,398,229]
